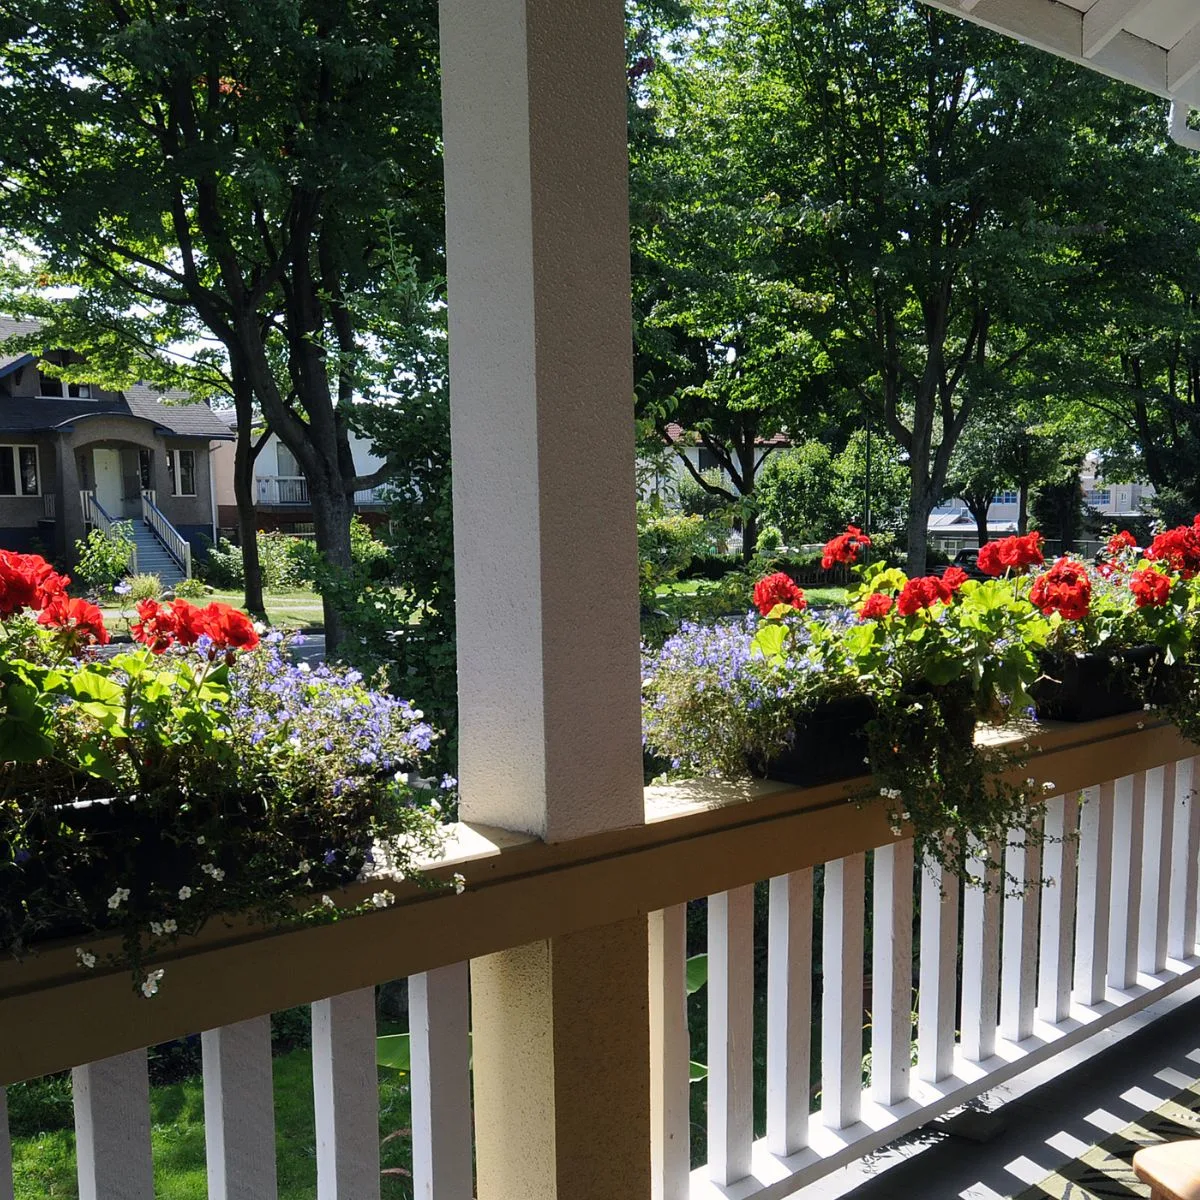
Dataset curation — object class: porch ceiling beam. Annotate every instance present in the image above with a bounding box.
[1168,20,1200,93]
[1081,0,1155,60]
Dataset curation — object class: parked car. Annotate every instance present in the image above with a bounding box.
[938,547,990,581]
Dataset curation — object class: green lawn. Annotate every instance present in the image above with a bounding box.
[11,1047,416,1199]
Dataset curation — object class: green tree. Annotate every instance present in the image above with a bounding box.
[0,0,443,648]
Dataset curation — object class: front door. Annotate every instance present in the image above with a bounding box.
[92,448,123,517]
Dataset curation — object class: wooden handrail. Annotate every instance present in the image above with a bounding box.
[79,491,136,573]
[0,711,1188,1085]
[140,489,191,578]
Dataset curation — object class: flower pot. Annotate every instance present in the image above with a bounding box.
[751,695,875,787]
[1032,645,1163,723]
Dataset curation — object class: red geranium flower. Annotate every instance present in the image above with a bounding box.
[896,575,952,617]
[37,595,109,645]
[1147,526,1200,579]
[941,566,969,592]
[976,532,1044,577]
[1130,567,1172,609]
[1029,557,1091,621]
[753,572,806,616]
[821,525,871,569]
[1106,530,1137,554]
[857,592,893,621]
[201,602,260,651]
[0,549,69,616]
[131,598,178,653]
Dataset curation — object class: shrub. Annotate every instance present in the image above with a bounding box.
[173,576,209,600]
[74,524,134,593]
[126,573,163,602]
[678,468,736,521]
[201,536,244,588]
[201,533,312,590]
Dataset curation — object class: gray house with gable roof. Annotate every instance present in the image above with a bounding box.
[0,317,231,575]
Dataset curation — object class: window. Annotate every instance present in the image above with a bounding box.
[37,373,95,399]
[995,490,1018,505]
[276,443,300,477]
[0,446,39,496]
[167,449,196,496]
[38,371,62,398]
[67,382,95,399]
[1085,488,1111,506]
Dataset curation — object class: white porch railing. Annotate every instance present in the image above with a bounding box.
[140,489,192,579]
[256,475,389,507]
[80,490,136,573]
[2,717,1200,1199]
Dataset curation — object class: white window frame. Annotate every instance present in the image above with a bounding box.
[167,448,197,497]
[0,444,40,497]
[37,373,97,400]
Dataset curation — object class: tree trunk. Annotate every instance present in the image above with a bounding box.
[1017,486,1028,536]
[906,475,935,576]
[966,499,990,548]
[308,480,354,652]
[741,510,758,565]
[231,418,266,621]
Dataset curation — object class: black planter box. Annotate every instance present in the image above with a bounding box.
[751,695,876,787]
[1032,645,1162,723]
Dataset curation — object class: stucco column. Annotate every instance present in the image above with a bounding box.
[440,1,650,1196]
[56,440,83,563]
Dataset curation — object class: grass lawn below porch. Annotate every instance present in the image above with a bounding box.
[96,587,326,637]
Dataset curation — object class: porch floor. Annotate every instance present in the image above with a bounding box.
[805,979,1200,1200]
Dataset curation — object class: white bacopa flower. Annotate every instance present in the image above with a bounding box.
[178,886,193,900]
[298,860,311,874]
[76,948,96,969]
[1144,703,1152,711]
[297,662,312,674]
[371,890,395,909]
[162,919,177,934]
[1025,778,1036,787]
[107,887,131,910]
[149,922,164,936]
[1043,782,1056,793]
[196,835,206,846]
[320,894,335,909]
[453,873,466,895]
[1138,721,1146,730]
[253,621,266,634]
[141,969,165,999]
[201,863,225,881]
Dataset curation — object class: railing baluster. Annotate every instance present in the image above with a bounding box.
[0,1086,12,1200]
[767,869,813,1154]
[649,905,690,1200]
[312,990,381,1200]
[871,842,913,1105]
[961,840,1001,1062]
[1140,764,1174,974]
[708,886,754,1184]
[1001,821,1042,1042]
[202,1016,278,1200]
[72,1049,155,1200]
[917,856,957,1083]
[1074,783,1114,1004]
[1170,757,1200,960]
[410,964,473,1200]
[823,854,866,1127]
[1038,796,1080,1024]
[1108,773,1146,989]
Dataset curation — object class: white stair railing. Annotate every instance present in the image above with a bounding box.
[80,490,137,573]
[140,489,191,579]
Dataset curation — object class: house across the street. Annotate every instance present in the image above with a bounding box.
[0,316,231,574]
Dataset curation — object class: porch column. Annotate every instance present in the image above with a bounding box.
[439,0,649,1197]
[56,439,83,562]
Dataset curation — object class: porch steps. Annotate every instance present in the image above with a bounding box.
[129,521,186,589]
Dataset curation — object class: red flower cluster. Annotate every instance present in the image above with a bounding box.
[896,575,953,617]
[821,526,871,569]
[37,595,109,645]
[976,532,1045,577]
[132,599,260,656]
[857,592,893,621]
[1147,526,1200,579]
[1130,567,1172,609]
[1106,530,1137,555]
[0,549,70,617]
[941,566,969,593]
[752,572,806,617]
[1029,557,1091,621]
